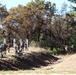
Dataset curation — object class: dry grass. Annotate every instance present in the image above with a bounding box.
[0,69,76,75]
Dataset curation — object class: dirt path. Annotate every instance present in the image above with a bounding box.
[38,54,76,73]
[52,54,76,71]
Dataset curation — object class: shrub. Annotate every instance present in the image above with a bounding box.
[52,48,63,55]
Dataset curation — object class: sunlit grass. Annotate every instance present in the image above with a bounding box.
[0,69,76,74]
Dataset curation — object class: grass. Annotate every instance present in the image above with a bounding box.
[0,69,76,74]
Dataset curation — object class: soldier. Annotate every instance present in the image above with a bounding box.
[14,44,18,54]
[25,38,29,50]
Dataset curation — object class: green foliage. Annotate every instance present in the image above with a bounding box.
[68,0,76,11]
[30,41,40,47]
[70,11,76,16]
[52,48,63,55]
[0,3,8,22]
[68,0,76,3]
[68,36,76,48]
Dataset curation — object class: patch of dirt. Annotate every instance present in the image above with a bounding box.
[39,54,76,72]
[52,54,76,71]
[0,50,58,70]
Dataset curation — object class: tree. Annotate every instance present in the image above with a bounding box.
[0,3,8,22]
[3,5,32,42]
[1,0,76,54]
[0,3,8,44]
[68,0,76,11]
[26,0,56,42]
[68,0,76,3]
[3,0,56,44]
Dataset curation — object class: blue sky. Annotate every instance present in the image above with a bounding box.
[0,0,74,12]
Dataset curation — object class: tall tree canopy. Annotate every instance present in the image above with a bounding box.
[3,0,56,42]
[0,3,8,22]
[0,3,8,43]
[68,0,76,10]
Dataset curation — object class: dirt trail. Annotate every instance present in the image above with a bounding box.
[39,54,76,72]
[52,54,76,71]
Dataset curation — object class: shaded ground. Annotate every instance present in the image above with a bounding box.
[0,46,76,74]
[0,49,58,70]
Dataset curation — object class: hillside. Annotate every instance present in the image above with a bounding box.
[0,46,76,73]
[0,47,58,70]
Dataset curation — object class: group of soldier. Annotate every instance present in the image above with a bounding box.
[0,38,29,58]
[14,39,28,56]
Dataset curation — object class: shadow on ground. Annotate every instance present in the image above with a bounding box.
[0,51,59,70]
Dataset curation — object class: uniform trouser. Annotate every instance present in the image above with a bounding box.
[0,51,4,58]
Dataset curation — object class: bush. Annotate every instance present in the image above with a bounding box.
[52,48,63,55]
[30,41,40,47]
